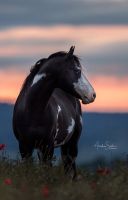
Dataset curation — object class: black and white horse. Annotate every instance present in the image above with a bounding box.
[13,46,96,178]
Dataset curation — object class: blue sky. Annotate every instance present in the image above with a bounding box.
[0,0,128,26]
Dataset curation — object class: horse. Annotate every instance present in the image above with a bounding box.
[13,46,96,179]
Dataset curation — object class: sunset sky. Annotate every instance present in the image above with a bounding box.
[0,0,128,112]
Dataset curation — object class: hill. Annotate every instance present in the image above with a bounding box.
[0,103,128,163]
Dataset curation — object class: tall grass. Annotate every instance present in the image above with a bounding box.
[0,154,128,200]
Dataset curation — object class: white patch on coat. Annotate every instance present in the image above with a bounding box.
[54,105,62,139]
[56,105,61,121]
[31,73,46,87]
[67,118,75,134]
[57,105,61,113]
[54,118,75,147]
[36,61,41,65]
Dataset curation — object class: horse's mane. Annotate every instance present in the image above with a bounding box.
[48,51,80,63]
[21,51,80,91]
[30,58,47,74]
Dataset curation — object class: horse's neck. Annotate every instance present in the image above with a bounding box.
[26,76,55,113]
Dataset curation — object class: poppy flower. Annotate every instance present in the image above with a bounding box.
[0,144,6,150]
[103,167,111,175]
[4,178,12,185]
[42,185,49,198]
[96,167,111,175]
[96,168,104,174]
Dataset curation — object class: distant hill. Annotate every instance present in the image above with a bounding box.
[79,112,128,164]
[0,103,128,163]
[0,103,18,155]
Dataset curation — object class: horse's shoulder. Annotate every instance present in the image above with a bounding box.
[50,88,81,118]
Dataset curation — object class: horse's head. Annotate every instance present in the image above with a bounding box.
[31,46,96,104]
[52,46,96,104]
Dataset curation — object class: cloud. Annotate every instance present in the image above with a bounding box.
[85,41,128,77]
[0,68,25,103]
[83,75,128,112]
[0,67,128,112]
[0,0,128,27]
[0,25,128,78]
[0,25,128,112]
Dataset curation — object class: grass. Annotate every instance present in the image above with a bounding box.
[0,154,128,200]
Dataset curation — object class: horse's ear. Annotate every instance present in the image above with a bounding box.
[67,46,75,58]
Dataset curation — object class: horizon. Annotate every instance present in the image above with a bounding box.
[1,102,128,114]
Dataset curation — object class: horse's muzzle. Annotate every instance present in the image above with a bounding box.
[82,92,96,104]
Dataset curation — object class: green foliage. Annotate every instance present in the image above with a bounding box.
[0,158,128,200]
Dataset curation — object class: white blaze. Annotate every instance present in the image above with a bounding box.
[31,73,46,86]
[74,72,93,97]
[67,118,75,134]
[73,66,95,101]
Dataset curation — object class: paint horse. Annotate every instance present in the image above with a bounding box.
[13,46,96,179]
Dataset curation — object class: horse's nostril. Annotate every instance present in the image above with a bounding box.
[93,93,96,99]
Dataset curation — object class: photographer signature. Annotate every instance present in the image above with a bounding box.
[94,141,118,150]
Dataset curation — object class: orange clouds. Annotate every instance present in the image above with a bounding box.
[0,25,128,42]
[0,68,128,112]
[0,69,25,103]
[0,25,128,57]
[83,75,128,112]
[0,25,128,112]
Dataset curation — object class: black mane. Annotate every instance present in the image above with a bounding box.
[30,58,47,74]
[30,52,67,76]
[21,51,80,91]
[48,51,66,59]
[48,51,80,63]
[30,51,80,76]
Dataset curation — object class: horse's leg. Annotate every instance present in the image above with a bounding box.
[38,144,54,166]
[19,141,34,161]
[68,142,78,179]
[61,142,78,179]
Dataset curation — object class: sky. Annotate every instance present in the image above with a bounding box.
[0,0,128,112]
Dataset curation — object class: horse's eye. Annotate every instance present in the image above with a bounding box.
[75,68,81,75]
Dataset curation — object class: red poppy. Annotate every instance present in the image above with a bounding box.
[0,144,6,150]
[96,167,111,175]
[4,178,12,185]
[42,185,49,198]
[103,167,111,175]
[96,168,104,174]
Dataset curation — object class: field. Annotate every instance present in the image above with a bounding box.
[0,152,128,200]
